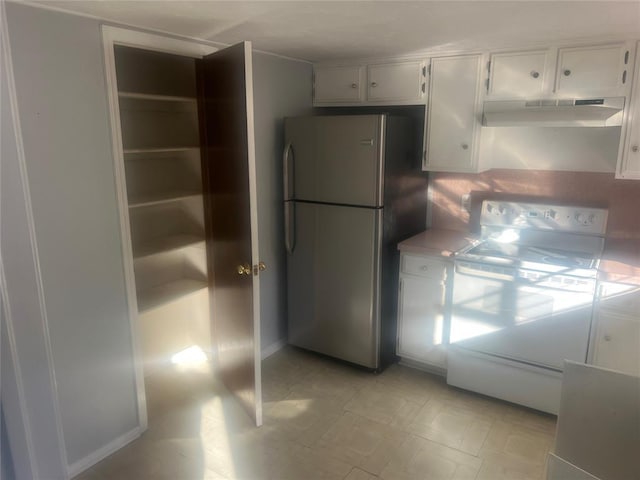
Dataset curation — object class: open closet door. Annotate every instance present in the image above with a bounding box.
[199,41,262,426]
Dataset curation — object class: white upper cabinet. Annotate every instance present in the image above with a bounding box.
[486,43,632,100]
[488,50,548,98]
[313,65,364,104]
[618,41,640,179]
[424,55,485,172]
[367,61,426,103]
[555,43,629,96]
[313,60,427,106]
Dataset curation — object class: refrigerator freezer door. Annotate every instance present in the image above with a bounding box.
[287,202,382,368]
[284,115,385,207]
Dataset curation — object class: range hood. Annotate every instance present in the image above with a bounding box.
[482,97,625,127]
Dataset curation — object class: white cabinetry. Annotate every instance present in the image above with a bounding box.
[488,50,549,98]
[397,253,449,369]
[590,281,640,376]
[555,44,629,96]
[423,54,485,172]
[618,41,640,179]
[313,65,364,104]
[313,60,426,106]
[486,43,632,100]
[367,61,426,103]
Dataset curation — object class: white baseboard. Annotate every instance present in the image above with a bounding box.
[67,426,141,478]
[261,338,287,360]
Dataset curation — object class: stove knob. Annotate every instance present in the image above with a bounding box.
[486,203,500,215]
[575,212,594,225]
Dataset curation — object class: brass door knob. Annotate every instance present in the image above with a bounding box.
[237,264,251,275]
[258,262,267,271]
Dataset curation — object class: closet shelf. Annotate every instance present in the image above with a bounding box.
[128,190,202,208]
[123,147,200,155]
[118,91,197,103]
[133,234,205,259]
[137,278,208,313]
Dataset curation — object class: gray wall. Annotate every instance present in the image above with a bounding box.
[252,52,312,353]
[2,17,68,476]
[6,2,139,466]
[1,405,15,480]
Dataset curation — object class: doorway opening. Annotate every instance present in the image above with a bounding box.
[112,43,214,421]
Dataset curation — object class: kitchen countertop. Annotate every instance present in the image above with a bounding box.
[397,229,477,259]
[599,237,640,285]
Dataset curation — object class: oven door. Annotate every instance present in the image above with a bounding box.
[450,261,594,370]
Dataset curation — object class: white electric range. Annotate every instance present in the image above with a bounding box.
[447,200,608,414]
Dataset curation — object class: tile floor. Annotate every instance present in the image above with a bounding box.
[75,347,557,480]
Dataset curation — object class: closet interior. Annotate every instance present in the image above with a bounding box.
[114,45,211,374]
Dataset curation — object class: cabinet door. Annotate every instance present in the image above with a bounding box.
[489,51,547,98]
[555,44,627,96]
[618,42,640,179]
[592,310,640,376]
[313,65,364,104]
[367,61,426,104]
[425,55,482,172]
[397,275,446,367]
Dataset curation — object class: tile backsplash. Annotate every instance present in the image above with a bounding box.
[429,169,640,239]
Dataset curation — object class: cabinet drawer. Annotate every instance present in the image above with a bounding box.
[401,254,447,279]
[599,282,640,315]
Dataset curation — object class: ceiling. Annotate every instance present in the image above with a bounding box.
[24,1,640,62]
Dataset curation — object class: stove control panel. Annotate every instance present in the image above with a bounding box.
[480,201,608,235]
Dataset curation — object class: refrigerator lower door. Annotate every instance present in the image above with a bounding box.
[287,202,382,368]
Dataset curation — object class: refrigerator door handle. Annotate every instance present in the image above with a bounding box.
[284,201,295,254]
[283,142,294,200]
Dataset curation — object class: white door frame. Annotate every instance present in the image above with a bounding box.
[243,41,263,426]
[101,26,218,432]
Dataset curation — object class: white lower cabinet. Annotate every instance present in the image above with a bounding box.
[397,253,448,369]
[590,281,640,376]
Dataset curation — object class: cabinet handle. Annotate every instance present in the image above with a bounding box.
[632,145,639,153]
[371,82,378,87]
[530,71,540,79]
[461,143,469,150]
[351,83,358,89]
[563,69,571,76]
[420,265,429,271]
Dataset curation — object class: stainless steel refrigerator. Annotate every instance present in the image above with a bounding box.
[283,114,427,370]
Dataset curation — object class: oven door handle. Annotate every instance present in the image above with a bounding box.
[455,263,516,282]
[515,277,596,294]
